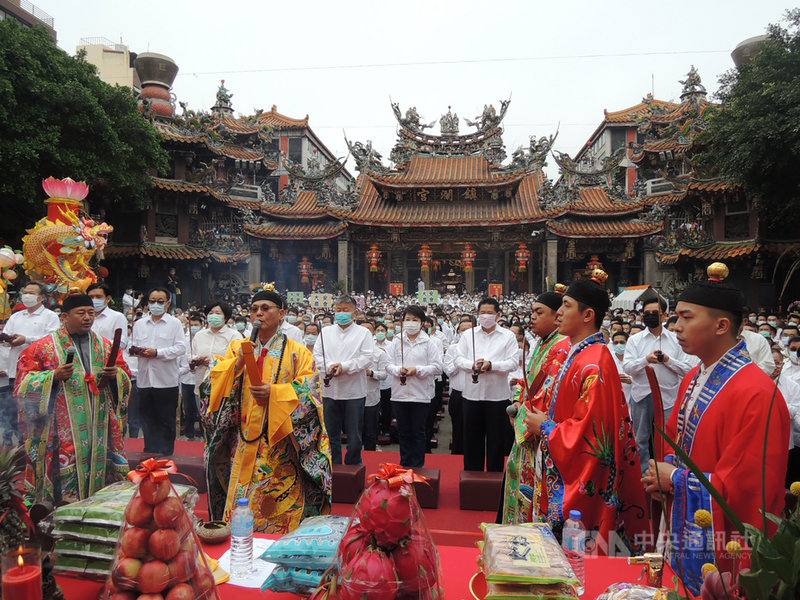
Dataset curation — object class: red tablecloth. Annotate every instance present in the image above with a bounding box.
[56,538,649,599]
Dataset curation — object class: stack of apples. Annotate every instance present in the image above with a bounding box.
[103,477,218,600]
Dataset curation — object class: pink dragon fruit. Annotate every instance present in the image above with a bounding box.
[358,482,413,548]
[338,525,370,566]
[391,536,438,592]
[340,546,400,600]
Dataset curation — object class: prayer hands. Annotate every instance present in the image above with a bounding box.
[139,347,158,358]
[642,459,676,500]
[54,363,74,381]
[250,383,271,405]
[400,366,417,377]
[473,359,492,372]
[328,363,343,377]
[646,351,669,364]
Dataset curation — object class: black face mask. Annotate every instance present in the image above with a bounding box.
[642,312,661,329]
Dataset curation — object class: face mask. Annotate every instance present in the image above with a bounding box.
[386,329,394,339]
[375,332,386,341]
[335,312,352,326]
[478,313,497,329]
[149,302,165,316]
[287,315,297,324]
[791,350,800,364]
[127,314,134,321]
[403,321,421,335]
[781,336,790,346]
[236,322,246,331]
[602,319,611,328]
[376,318,384,323]
[642,313,661,329]
[757,320,767,327]
[394,326,401,332]
[91,298,106,312]
[304,334,318,346]
[437,318,444,325]
[768,320,778,328]
[190,325,201,335]
[524,317,530,323]
[613,343,626,355]
[760,331,772,339]
[207,314,225,328]
[749,316,757,323]
[21,294,39,308]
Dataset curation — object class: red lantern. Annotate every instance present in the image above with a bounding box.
[515,242,531,272]
[417,243,433,272]
[366,244,381,272]
[586,254,604,273]
[298,256,313,284]
[461,242,476,272]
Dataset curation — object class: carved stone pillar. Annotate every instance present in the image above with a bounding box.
[248,249,262,285]
[643,248,658,287]
[337,234,349,291]
[546,235,559,287]
[465,268,475,294]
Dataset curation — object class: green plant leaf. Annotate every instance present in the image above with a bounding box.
[739,567,779,599]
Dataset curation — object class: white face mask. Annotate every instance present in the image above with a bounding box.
[21,293,39,308]
[92,298,106,312]
[403,321,421,335]
[478,313,497,329]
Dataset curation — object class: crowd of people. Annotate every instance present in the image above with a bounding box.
[1,267,798,596]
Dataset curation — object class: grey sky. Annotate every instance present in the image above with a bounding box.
[37,1,792,179]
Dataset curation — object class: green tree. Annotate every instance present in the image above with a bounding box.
[698,9,800,235]
[0,20,168,245]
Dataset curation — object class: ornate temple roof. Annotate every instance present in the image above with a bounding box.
[546,218,663,239]
[261,190,333,218]
[104,243,213,260]
[602,97,679,124]
[557,188,648,217]
[368,155,527,189]
[245,221,346,240]
[656,240,760,265]
[257,105,309,129]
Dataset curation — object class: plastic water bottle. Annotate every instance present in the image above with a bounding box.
[230,497,254,576]
[561,509,586,596]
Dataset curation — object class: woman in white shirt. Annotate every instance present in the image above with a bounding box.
[374,322,394,440]
[191,301,241,392]
[385,306,443,468]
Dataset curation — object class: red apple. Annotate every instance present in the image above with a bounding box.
[120,527,151,558]
[166,583,195,600]
[111,557,142,591]
[138,560,171,593]
[168,550,195,584]
[139,478,171,505]
[153,496,185,529]
[138,595,165,600]
[194,567,216,599]
[148,529,180,562]
[125,496,155,527]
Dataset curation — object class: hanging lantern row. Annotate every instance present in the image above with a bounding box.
[298,255,313,283]
[417,243,433,272]
[515,242,531,272]
[461,242,476,272]
[366,244,381,272]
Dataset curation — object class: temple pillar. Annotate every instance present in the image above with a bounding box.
[528,253,534,292]
[337,234,349,291]
[422,267,431,290]
[643,249,658,286]
[503,251,510,295]
[465,269,475,293]
[488,250,503,296]
[546,236,559,288]
[248,249,262,286]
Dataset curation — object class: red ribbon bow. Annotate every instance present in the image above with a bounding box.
[127,458,178,483]
[368,463,429,488]
[84,373,100,395]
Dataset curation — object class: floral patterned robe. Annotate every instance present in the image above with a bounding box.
[16,327,131,504]
[200,332,332,534]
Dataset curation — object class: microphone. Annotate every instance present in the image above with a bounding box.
[65,347,76,365]
[250,320,262,343]
[506,403,518,418]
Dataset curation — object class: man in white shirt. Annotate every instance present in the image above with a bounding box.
[739,328,777,375]
[87,283,129,349]
[610,330,633,405]
[312,296,374,465]
[130,286,186,455]
[782,336,800,385]
[282,313,304,343]
[2,282,60,445]
[455,298,519,472]
[362,322,388,452]
[623,293,696,475]
[444,320,473,455]
[122,288,135,316]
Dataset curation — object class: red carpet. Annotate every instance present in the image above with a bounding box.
[123,440,494,547]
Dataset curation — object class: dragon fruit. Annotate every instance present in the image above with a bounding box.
[391,536,438,592]
[338,525,370,566]
[340,546,400,600]
[357,481,412,548]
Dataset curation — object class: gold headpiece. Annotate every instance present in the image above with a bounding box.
[250,281,277,292]
[553,283,567,295]
[707,263,729,282]
[590,269,608,285]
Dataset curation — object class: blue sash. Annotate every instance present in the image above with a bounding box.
[668,340,749,595]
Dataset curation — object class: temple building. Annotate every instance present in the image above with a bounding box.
[98,56,791,307]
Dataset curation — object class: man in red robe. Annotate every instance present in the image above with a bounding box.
[526,271,648,555]
[643,263,790,595]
